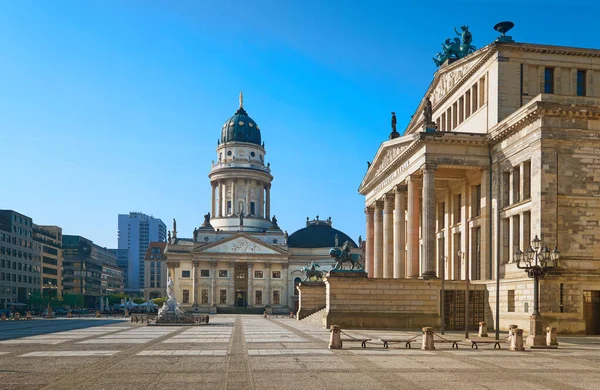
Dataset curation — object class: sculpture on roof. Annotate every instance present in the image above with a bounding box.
[433,25,476,67]
[168,231,171,242]
[193,228,198,242]
[202,212,211,227]
[389,112,400,139]
[239,211,244,226]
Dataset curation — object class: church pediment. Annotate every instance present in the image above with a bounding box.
[193,234,288,255]
[359,134,417,194]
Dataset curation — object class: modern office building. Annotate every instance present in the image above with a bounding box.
[117,212,166,295]
[33,225,63,298]
[0,210,42,307]
[63,235,124,307]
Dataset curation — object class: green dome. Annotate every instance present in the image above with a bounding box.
[221,107,262,146]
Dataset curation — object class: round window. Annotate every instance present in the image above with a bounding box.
[273,239,278,244]
[204,236,209,242]
[250,152,255,157]
[227,150,232,156]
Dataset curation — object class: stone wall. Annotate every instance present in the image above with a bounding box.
[296,282,326,320]
[323,274,486,329]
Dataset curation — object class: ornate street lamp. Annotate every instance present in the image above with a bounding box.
[514,235,560,346]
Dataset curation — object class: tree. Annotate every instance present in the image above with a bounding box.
[153,297,166,307]
[62,293,84,308]
[133,298,146,305]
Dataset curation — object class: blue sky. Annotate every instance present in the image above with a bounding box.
[1,1,599,248]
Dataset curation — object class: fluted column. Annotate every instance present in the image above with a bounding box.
[231,179,236,215]
[407,176,420,278]
[210,261,217,305]
[266,185,271,220]
[228,261,235,306]
[421,164,437,278]
[192,261,198,306]
[281,264,289,308]
[245,179,251,215]
[211,183,216,218]
[219,181,224,217]
[247,263,254,307]
[264,263,272,305]
[394,185,406,278]
[259,185,264,218]
[373,201,384,278]
[383,194,394,278]
[365,207,374,278]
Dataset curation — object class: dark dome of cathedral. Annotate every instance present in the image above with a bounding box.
[287,219,357,249]
[220,98,261,146]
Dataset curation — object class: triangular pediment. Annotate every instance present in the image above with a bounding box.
[358,134,417,194]
[405,44,497,133]
[193,233,288,256]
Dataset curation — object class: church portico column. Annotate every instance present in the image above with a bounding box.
[210,261,217,306]
[228,261,235,306]
[281,264,289,307]
[421,164,437,279]
[245,179,251,215]
[394,185,407,279]
[373,201,384,278]
[365,207,374,278]
[259,185,264,218]
[247,262,254,307]
[383,193,394,278]
[192,261,199,306]
[407,176,420,278]
[264,263,272,305]
[231,179,236,215]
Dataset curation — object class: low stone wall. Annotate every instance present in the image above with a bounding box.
[297,281,326,320]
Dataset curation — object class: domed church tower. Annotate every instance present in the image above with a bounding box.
[208,92,274,232]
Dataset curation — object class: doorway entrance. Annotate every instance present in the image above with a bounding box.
[234,263,249,308]
[584,291,600,335]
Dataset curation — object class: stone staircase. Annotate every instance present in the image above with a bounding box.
[300,307,326,328]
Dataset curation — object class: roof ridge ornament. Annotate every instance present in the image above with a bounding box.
[433,25,476,67]
[239,91,244,109]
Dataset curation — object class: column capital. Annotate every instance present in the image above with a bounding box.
[396,184,407,193]
[264,263,272,269]
[421,163,438,173]
[365,206,374,214]
[192,260,199,267]
[383,193,395,201]
[166,262,180,269]
[228,261,236,268]
[209,260,218,268]
[374,200,384,210]
[282,263,289,270]
[247,262,254,269]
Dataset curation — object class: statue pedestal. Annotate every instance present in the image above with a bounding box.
[327,270,367,278]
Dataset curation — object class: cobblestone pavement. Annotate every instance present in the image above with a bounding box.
[0,316,599,389]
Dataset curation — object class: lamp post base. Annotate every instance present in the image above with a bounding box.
[526,313,546,347]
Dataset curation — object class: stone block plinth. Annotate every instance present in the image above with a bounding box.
[510,328,525,351]
[297,281,326,320]
[546,327,558,346]
[422,327,435,350]
[478,321,488,337]
[329,325,342,349]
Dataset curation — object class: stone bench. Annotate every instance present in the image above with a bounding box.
[468,338,506,349]
[378,338,417,349]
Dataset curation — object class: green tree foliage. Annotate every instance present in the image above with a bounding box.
[153,297,166,307]
[133,298,146,304]
[62,293,84,308]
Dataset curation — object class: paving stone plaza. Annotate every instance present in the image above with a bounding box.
[0,317,599,389]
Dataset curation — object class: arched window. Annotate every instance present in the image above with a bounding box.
[294,277,302,296]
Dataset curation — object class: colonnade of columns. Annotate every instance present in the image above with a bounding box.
[365,165,437,279]
[170,261,289,307]
[210,179,271,219]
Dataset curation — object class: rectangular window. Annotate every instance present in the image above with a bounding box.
[577,70,586,96]
[512,166,521,203]
[182,289,189,303]
[474,184,481,217]
[507,290,515,312]
[200,269,209,277]
[219,289,227,304]
[544,67,554,94]
[250,202,255,215]
[201,289,209,304]
[273,290,280,305]
[523,161,531,199]
[502,172,510,207]
[181,270,191,278]
[254,270,263,279]
[255,290,263,305]
[455,194,462,224]
[227,201,232,215]
[272,271,281,279]
[219,270,228,278]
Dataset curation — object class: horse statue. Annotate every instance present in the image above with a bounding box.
[298,262,323,282]
[329,242,363,270]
